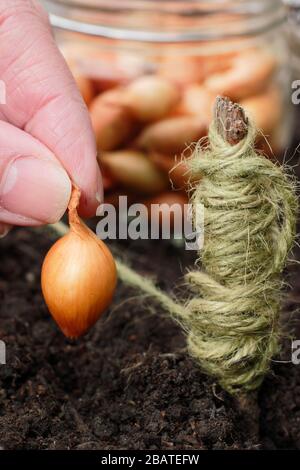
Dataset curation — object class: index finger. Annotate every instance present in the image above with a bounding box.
[0,0,102,218]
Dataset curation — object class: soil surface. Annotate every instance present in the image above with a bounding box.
[1,122,300,450]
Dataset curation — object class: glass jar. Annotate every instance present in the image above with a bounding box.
[43,0,292,209]
[285,0,300,77]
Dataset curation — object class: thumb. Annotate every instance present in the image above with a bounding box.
[0,121,71,226]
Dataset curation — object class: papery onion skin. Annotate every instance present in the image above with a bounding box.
[41,187,117,338]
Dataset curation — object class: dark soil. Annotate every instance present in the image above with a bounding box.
[0,231,256,450]
[1,118,300,450]
[0,226,299,451]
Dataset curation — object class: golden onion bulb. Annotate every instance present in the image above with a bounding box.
[41,187,117,338]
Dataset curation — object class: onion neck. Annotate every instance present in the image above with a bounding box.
[68,185,90,238]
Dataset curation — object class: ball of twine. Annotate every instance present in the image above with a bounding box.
[183,113,298,393]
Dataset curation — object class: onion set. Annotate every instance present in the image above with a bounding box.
[41,187,117,338]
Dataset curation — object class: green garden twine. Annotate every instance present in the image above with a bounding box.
[52,97,298,394]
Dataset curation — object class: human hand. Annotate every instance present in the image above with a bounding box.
[0,0,102,237]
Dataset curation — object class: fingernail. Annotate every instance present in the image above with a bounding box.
[0,156,71,224]
[95,191,102,203]
[0,223,11,238]
[96,167,103,203]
